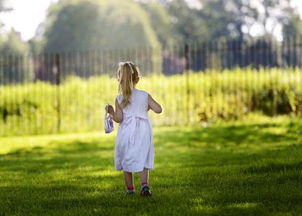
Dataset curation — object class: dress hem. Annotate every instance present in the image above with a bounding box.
[115,166,154,172]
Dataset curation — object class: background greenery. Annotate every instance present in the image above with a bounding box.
[2,0,302,54]
[40,0,302,50]
[43,0,160,51]
[0,68,301,136]
[1,0,302,84]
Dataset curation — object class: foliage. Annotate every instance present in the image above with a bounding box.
[161,0,297,42]
[28,38,44,56]
[166,0,210,44]
[0,30,29,54]
[139,1,175,46]
[0,118,302,215]
[283,13,302,37]
[0,29,30,84]
[0,68,301,136]
[43,0,160,51]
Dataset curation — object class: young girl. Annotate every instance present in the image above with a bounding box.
[106,61,162,196]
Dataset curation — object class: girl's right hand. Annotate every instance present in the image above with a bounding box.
[105,104,114,116]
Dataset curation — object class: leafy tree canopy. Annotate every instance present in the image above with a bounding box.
[43,0,160,52]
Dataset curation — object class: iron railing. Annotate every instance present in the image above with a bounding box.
[0,37,302,136]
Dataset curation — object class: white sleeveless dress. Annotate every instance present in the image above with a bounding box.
[114,87,154,172]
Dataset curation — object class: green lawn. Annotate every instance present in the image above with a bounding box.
[0,117,302,215]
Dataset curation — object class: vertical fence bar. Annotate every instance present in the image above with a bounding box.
[184,43,190,124]
[55,53,61,133]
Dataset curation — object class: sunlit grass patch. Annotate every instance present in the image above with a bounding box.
[0,118,302,215]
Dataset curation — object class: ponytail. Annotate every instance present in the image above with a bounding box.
[117,62,140,107]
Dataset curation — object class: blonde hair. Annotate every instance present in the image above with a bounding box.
[117,61,141,107]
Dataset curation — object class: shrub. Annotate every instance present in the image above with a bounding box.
[0,68,301,136]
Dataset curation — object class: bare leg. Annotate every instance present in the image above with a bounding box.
[139,168,152,196]
[139,168,149,184]
[123,171,134,189]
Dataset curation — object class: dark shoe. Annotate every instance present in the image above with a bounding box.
[140,185,152,197]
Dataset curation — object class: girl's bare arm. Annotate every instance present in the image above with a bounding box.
[106,99,123,123]
[148,94,162,114]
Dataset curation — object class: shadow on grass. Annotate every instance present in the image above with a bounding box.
[0,121,301,215]
[0,139,114,173]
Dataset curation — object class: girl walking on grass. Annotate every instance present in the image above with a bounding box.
[105,61,162,196]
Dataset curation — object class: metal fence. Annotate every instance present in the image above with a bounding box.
[1,37,302,85]
[0,37,302,136]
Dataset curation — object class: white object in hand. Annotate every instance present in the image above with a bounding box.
[104,104,114,133]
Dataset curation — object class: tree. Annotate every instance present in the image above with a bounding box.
[198,0,294,40]
[166,0,210,44]
[0,29,30,84]
[197,0,236,41]
[0,0,31,84]
[283,11,302,37]
[39,0,162,80]
[43,0,160,51]
[139,1,175,46]
[256,0,291,37]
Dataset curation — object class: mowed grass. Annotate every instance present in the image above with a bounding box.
[0,117,302,215]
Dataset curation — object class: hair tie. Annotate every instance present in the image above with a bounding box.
[118,61,134,74]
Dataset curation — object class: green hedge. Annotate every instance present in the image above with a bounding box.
[0,68,301,136]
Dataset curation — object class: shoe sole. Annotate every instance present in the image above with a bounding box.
[140,191,152,196]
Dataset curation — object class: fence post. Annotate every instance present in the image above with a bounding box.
[184,43,190,124]
[55,53,61,133]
